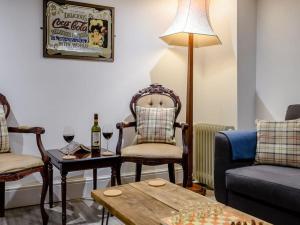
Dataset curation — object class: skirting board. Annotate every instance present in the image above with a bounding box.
[4,168,183,209]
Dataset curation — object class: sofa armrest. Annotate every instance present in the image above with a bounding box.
[214,132,255,204]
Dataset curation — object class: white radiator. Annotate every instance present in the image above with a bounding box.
[194,123,234,188]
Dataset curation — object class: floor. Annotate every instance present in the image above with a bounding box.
[0,199,122,225]
[0,185,214,225]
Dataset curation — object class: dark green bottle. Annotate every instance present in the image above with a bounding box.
[91,113,101,151]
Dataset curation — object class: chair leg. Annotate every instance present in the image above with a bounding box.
[40,165,49,225]
[0,182,5,217]
[168,163,175,183]
[116,163,122,185]
[135,163,142,182]
[182,160,188,188]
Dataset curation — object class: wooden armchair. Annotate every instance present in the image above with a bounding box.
[0,94,49,225]
[116,84,189,187]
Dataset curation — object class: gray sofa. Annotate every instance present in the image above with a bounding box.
[214,105,300,225]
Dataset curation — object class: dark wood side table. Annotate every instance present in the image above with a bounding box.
[47,149,120,225]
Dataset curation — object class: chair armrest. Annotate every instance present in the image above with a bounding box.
[116,121,136,155]
[8,126,45,134]
[8,126,48,163]
[174,122,189,155]
[214,132,255,204]
[174,122,188,131]
[116,121,136,129]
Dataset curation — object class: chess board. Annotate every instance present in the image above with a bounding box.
[161,210,251,225]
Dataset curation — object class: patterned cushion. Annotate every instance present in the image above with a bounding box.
[0,105,9,153]
[256,120,300,168]
[136,106,176,144]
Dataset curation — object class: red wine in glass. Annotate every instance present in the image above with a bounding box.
[63,126,75,156]
[102,125,113,151]
[103,132,113,140]
[63,135,75,143]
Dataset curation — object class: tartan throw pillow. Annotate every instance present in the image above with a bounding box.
[256,120,300,168]
[136,106,176,145]
[0,105,10,153]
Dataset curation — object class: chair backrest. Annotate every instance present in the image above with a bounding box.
[285,104,300,120]
[0,93,10,119]
[130,84,181,122]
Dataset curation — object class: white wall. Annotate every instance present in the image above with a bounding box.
[237,0,257,129]
[0,0,237,207]
[256,0,300,120]
[195,0,237,127]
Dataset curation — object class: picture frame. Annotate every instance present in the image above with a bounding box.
[43,0,115,61]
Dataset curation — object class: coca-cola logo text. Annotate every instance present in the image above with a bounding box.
[52,18,87,32]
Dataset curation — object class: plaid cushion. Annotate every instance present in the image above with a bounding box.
[136,106,176,144]
[0,105,10,153]
[256,120,300,168]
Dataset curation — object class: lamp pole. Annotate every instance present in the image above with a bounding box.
[186,33,194,187]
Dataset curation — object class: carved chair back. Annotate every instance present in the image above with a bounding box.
[130,84,181,123]
[0,93,10,119]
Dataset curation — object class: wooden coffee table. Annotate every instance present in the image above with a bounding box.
[92,179,271,225]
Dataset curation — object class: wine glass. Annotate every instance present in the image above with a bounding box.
[63,126,75,156]
[102,125,113,152]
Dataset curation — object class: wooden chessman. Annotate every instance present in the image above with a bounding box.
[231,220,264,225]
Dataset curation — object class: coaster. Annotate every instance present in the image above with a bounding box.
[148,180,166,187]
[102,151,114,156]
[62,155,76,160]
[103,189,122,197]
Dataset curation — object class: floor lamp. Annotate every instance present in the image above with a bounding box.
[160,0,221,187]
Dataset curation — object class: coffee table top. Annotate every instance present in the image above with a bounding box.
[92,179,271,225]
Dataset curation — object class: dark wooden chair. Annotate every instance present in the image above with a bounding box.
[0,94,49,224]
[116,84,189,187]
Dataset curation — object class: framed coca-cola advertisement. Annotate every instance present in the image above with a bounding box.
[43,0,114,61]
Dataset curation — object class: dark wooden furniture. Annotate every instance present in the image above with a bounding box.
[91,179,270,225]
[0,94,49,225]
[116,84,189,187]
[47,149,120,225]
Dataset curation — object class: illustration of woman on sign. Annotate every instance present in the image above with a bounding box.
[88,19,108,48]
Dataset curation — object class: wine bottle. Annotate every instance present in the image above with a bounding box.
[91,113,101,152]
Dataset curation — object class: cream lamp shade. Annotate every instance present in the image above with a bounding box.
[160,0,221,48]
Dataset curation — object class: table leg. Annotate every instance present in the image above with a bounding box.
[101,207,105,225]
[106,212,110,225]
[93,168,97,190]
[111,166,116,187]
[61,172,67,225]
[49,163,53,208]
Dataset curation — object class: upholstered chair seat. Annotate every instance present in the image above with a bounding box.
[121,143,183,159]
[0,153,44,174]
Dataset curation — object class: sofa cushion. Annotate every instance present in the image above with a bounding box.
[226,165,300,213]
[256,120,300,168]
[121,143,182,159]
[0,153,43,174]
